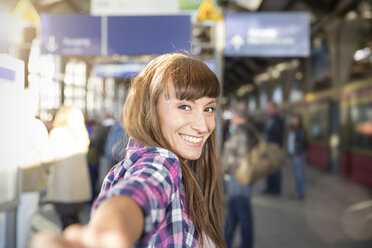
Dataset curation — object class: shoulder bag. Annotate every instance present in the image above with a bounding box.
[234,124,287,185]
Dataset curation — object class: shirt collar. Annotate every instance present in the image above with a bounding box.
[127,137,145,149]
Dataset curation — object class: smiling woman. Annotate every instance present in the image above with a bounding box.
[157,87,216,160]
[32,53,226,248]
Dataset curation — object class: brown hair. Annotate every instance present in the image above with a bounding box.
[123,53,225,247]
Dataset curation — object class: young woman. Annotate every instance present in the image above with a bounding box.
[46,105,92,229]
[32,53,226,248]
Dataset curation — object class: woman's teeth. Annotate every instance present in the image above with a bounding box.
[181,135,202,144]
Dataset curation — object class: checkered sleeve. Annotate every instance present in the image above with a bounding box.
[94,148,181,244]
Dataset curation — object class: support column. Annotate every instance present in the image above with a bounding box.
[302,57,312,94]
[326,18,363,87]
[281,69,295,103]
[265,80,276,102]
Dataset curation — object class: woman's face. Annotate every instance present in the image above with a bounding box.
[157,85,216,160]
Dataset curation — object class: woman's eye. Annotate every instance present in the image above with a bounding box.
[205,107,215,113]
[178,105,191,111]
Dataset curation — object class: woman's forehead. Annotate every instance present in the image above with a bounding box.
[161,88,216,104]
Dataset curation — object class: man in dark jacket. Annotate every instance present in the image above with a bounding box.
[263,101,284,195]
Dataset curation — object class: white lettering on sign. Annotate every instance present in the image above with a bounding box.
[46,36,58,52]
[247,28,295,45]
[247,28,277,44]
[62,38,91,47]
[230,34,244,51]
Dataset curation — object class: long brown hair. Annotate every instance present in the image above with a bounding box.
[123,53,225,247]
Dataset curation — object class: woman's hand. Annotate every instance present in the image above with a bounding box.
[31,224,131,248]
[31,195,143,248]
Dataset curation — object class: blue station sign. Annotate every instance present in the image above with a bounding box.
[225,12,310,57]
[41,14,191,56]
[107,15,191,55]
[92,62,147,78]
[41,14,102,55]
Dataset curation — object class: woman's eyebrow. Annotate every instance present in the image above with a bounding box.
[206,100,217,105]
[173,99,216,105]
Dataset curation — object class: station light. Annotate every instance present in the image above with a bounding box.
[231,0,262,11]
[353,47,371,61]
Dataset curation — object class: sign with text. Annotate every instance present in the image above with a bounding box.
[225,12,310,57]
[107,15,191,55]
[41,14,102,55]
[41,14,191,56]
[0,54,24,90]
[93,62,147,78]
[91,0,218,14]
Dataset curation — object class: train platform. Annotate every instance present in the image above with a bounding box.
[29,162,372,248]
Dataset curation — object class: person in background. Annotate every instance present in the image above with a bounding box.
[287,113,306,200]
[16,89,52,248]
[45,105,92,229]
[263,101,284,195]
[222,101,257,248]
[31,53,226,248]
[86,118,99,203]
[91,112,116,189]
[104,120,127,169]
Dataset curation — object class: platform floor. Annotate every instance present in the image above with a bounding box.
[232,163,372,248]
[30,163,372,248]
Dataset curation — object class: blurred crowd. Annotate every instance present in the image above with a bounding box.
[0,89,127,248]
[222,100,306,248]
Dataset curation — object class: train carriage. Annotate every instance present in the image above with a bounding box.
[340,79,372,187]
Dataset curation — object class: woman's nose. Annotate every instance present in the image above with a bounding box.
[190,111,209,133]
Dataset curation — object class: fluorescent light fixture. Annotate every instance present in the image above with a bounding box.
[232,0,262,11]
[354,47,371,61]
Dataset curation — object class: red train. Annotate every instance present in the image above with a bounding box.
[288,79,372,188]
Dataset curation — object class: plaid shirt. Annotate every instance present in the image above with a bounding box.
[91,138,198,247]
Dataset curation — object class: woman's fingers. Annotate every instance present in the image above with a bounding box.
[31,231,70,248]
[63,224,86,242]
[64,224,131,248]
[31,224,131,248]
[98,230,131,248]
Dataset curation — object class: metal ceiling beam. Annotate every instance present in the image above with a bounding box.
[311,0,363,35]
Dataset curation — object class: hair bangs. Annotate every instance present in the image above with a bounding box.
[165,57,220,101]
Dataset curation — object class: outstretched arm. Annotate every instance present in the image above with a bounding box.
[31,195,144,248]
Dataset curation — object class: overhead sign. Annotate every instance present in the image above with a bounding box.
[225,12,310,57]
[93,62,147,78]
[179,0,202,10]
[0,54,24,89]
[91,0,178,15]
[41,14,191,56]
[107,15,191,55]
[41,14,102,55]
[180,0,219,10]
[203,60,216,73]
[91,0,218,14]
